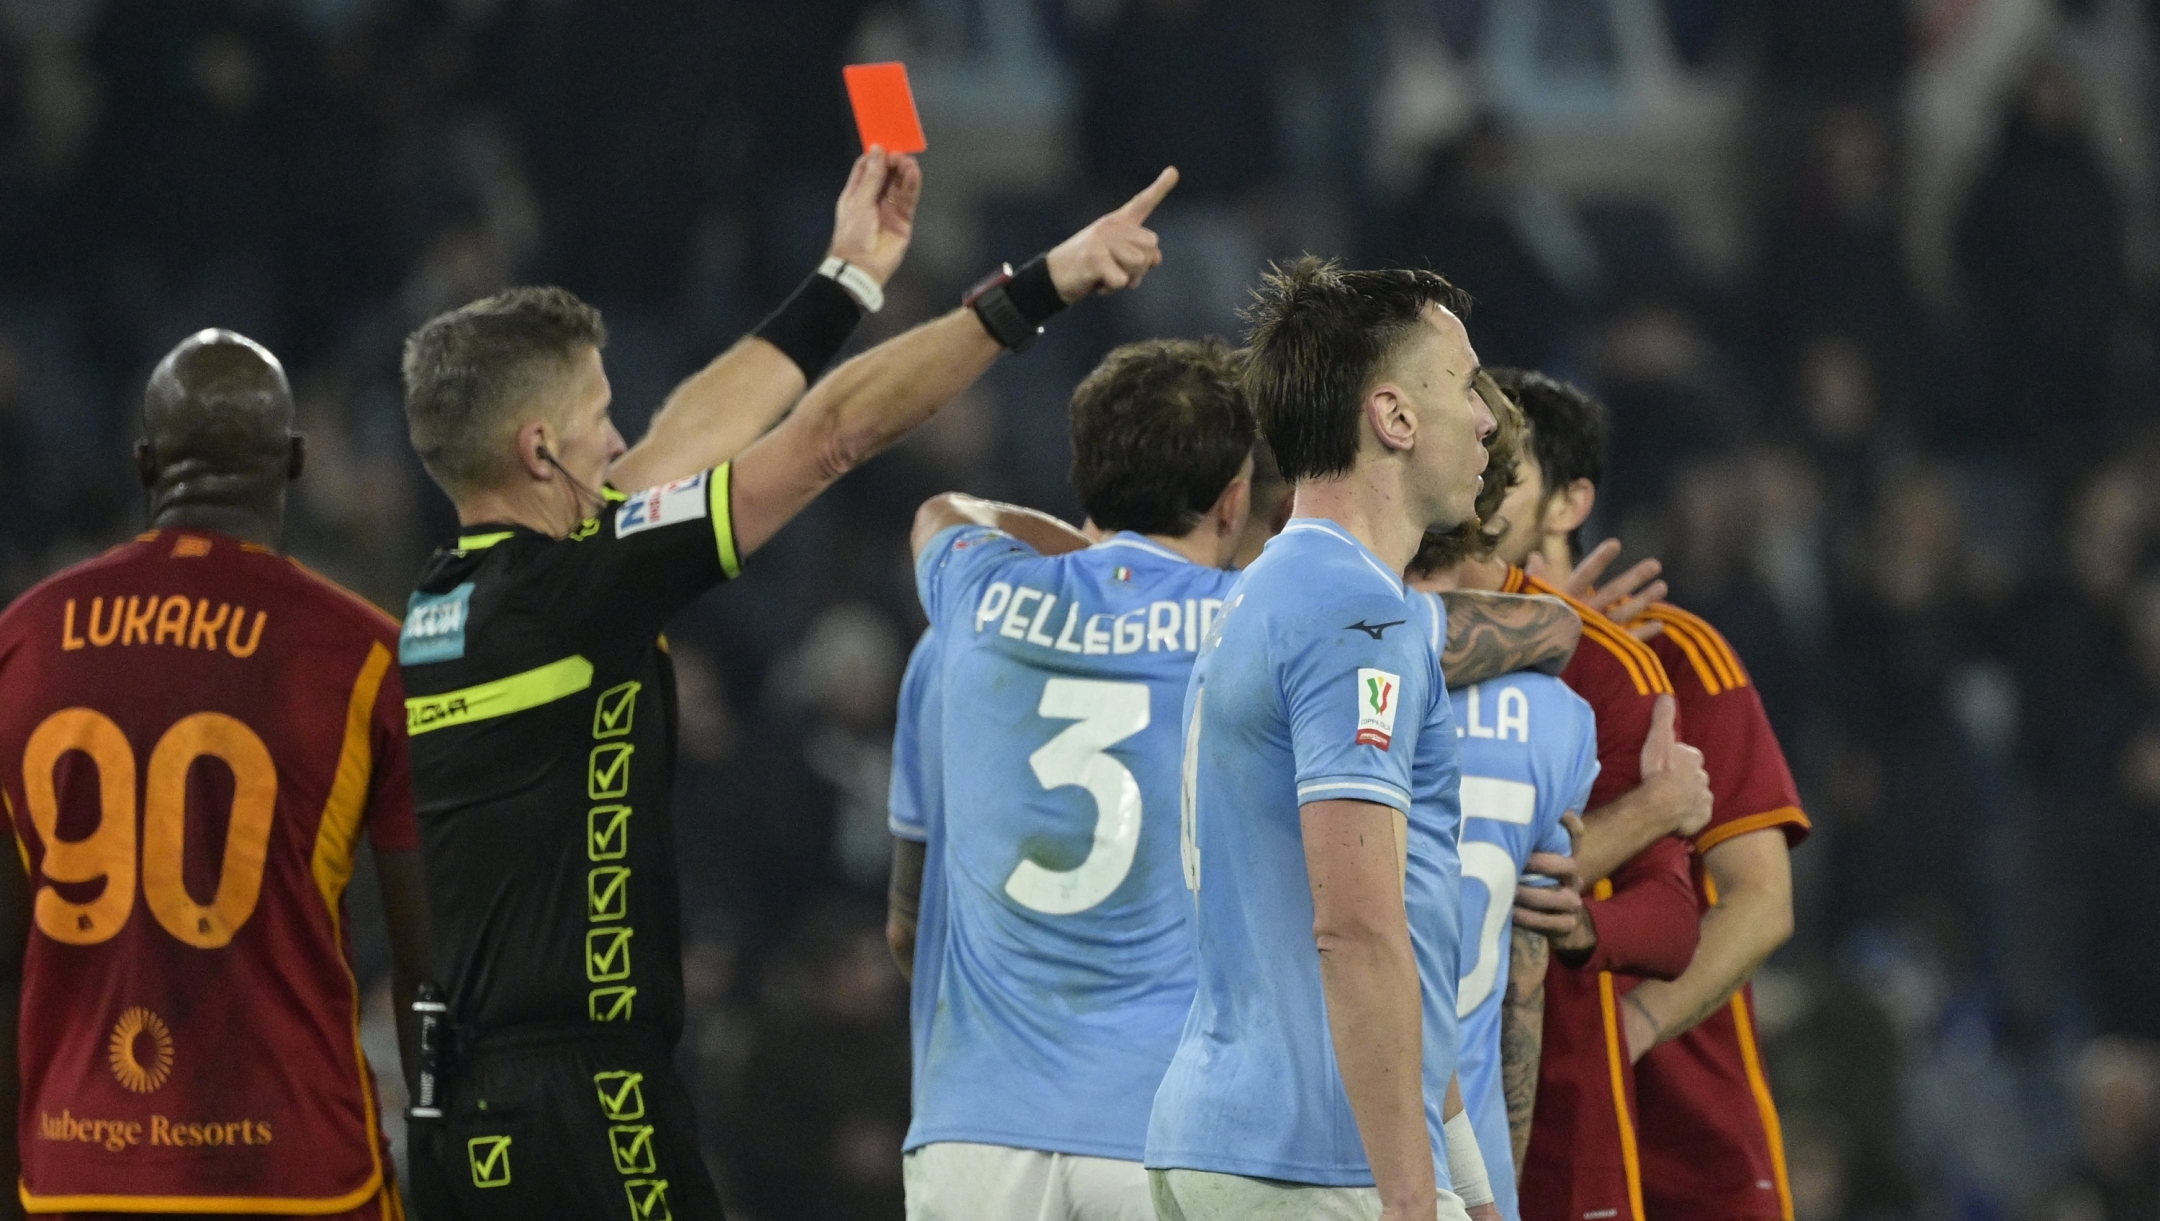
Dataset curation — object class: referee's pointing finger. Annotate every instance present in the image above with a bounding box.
[1117,166,1180,224]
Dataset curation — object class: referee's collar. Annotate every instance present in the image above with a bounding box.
[450,522,528,553]
[449,484,625,553]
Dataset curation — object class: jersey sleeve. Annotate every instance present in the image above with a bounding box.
[1535,695,1600,858]
[1647,610,1810,853]
[1569,645,1657,811]
[524,465,740,643]
[1575,836,1699,979]
[367,648,421,851]
[888,634,938,843]
[914,524,1039,627]
[1281,594,1429,813]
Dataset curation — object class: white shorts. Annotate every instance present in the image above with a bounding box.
[903,1140,1155,1221]
[1147,1167,1472,1221]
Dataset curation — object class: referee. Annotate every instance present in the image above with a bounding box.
[396,149,1176,1219]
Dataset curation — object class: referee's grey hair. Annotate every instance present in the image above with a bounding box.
[402,286,607,499]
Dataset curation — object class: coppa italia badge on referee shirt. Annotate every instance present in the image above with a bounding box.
[1356,669,1400,748]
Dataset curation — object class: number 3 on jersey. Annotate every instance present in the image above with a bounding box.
[20,708,277,949]
[1006,678,1149,916]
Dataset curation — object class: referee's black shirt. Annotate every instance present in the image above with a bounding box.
[398,464,742,1044]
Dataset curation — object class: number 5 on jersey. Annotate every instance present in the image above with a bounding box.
[1456,775,1539,1017]
[1005,678,1149,916]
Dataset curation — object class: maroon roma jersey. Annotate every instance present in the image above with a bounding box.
[0,530,417,1213]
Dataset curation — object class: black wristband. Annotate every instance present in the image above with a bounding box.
[753,272,865,382]
[1005,254,1067,327]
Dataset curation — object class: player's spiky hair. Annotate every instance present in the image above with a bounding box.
[1408,371,1526,578]
[401,286,608,499]
[1241,256,1470,482]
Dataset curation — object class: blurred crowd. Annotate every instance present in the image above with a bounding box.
[2,0,2158,1218]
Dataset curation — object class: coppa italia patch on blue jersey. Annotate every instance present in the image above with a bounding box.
[401,582,474,664]
[614,471,709,538]
[1357,668,1401,747]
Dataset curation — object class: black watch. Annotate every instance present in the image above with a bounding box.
[965,264,1041,352]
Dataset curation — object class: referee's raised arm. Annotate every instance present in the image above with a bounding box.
[608,147,924,494]
[726,164,1179,558]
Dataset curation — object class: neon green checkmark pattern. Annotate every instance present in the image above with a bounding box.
[609,1124,658,1174]
[589,866,631,921]
[593,681,641,739]
[468,1134,512,1187]
[591,1071,680,1218]
[586,684,638,1024]
[594,1071,645,1120]
[589,805,631,860]
[588,743,635,798]
[624,1179,674,1220]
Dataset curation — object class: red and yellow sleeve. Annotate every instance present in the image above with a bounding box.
[1511,567,1674,811]
[1644,604,1808,854]
[1576,836,1700,980]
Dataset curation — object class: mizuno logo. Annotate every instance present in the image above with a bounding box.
[1345,619,1406,639]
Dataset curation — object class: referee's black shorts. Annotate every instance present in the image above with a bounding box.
[408,1024,722,1221]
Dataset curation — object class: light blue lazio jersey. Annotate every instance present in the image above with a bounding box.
[1146,520,1467,1189]
[889,631,948,1120]
[1446,670,1599,1221]
[905,525,1238,1160]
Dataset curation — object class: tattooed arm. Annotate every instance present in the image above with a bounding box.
[1440,592,1581,686]
[1502,927,1549,1173]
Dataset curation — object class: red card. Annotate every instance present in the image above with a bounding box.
[843,62,927,155]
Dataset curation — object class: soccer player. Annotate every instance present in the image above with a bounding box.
[1415,363,1713,1221]
[1404,390,1599,1221]
[395,149,1177,1218]
[900,337,1255,1219]
[0,331,428,1219]
[1147,259,1547,1221]
[1506,372,1810,1221]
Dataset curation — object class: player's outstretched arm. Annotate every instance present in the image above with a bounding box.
[610,148,922,493]
[1439,591,1580,685]
[1617,828,1793,1059]
[910,493,1090,561]
[729,169,1178,559]
[1302,798,1437,1221]
[886,837,926,981]
[374,847,432,1092]
[1501,927,1548,1174]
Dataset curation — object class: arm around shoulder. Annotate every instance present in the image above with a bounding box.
[911,493,1090,560]
[1440,592,1580,686]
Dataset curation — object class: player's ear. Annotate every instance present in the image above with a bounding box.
[287,434,306,482]
[1364,385,1415,454]
[1546,478,1596,535]
[135,440,157,489]
[1219,475,1251,537]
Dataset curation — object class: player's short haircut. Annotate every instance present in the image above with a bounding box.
[1241,256,1469,482]
[1068,337,1256,537]
[1408,373,1527,578]
[402,286,608,498]
[1491,367,1608,492]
